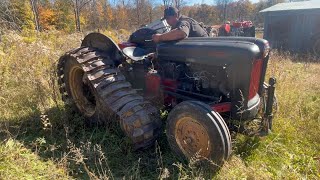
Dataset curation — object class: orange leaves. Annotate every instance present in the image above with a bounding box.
[38,6,57,30]
[114,6,129,29]
[105,5,114,23]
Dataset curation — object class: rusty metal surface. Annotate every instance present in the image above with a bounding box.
[175,117,211,158]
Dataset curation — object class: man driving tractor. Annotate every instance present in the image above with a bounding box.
[152,6,208,43]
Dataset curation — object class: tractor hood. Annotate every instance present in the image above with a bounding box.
[156,38,261,66]
[182,37,270,59]
[157,38,267,120]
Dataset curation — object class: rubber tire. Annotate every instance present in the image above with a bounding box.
[62,55,107,124]
[166,101,231,169]
[57,47,161,149]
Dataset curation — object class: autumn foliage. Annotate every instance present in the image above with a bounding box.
[0,0,280,33]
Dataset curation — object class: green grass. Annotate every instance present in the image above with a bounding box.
[0,30,319,179]
[0,139,68,179]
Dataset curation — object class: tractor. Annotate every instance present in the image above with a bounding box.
[218,21,256,37]
[57,20,276,171]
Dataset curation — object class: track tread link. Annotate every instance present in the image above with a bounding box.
[57,47,161,149]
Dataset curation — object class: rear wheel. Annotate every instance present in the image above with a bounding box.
[58,49,104,121]
[166,101,231,170]
[57,47,161,149]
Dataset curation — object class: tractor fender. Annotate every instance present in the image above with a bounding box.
[81,32,124,60]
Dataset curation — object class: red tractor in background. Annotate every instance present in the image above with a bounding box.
[218,20,256,37]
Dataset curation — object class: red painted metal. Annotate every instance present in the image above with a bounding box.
[249,59,263,99]
[232,21,253,28]
[118,42,136,50]
[212,102,231,113]
[145,71,161,97]
[162,79,178,106]
[162,79,177,91]
[222,24,231,33]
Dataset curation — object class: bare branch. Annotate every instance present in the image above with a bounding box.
[79,0,93,11]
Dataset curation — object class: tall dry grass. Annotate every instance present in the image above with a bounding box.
[0,31,319,179]
[216,52,320,179]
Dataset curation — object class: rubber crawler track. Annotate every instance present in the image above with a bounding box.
[57,47,161,149]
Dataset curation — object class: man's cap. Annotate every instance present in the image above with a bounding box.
[161,6,179,20]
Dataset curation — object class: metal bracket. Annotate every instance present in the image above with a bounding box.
[261,77,276,135]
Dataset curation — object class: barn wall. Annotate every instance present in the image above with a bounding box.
[263,9,320,53]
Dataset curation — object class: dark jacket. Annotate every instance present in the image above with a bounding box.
[173,15,208,37]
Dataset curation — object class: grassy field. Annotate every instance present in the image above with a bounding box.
[0,30,319,179]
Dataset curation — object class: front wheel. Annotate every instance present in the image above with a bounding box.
[166,101,231,170]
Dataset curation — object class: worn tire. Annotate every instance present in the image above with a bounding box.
[166,101,231,170]
[57,47,161,149]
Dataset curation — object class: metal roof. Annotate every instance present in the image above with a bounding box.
[260,1,320,13]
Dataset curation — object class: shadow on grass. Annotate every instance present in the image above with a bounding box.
[233,135,261,161]
[0,105,179,179]
[0,105,262,179]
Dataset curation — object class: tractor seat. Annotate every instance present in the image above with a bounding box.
[122,47,150,61]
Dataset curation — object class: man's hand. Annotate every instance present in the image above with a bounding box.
[152,34,162,43]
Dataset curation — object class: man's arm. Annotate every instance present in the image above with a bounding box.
[152,29,187,43]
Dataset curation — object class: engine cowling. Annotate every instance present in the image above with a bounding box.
[156,37,269,120]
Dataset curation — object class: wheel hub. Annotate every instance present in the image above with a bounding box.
[175,117,211,158]
[69,66,96,117]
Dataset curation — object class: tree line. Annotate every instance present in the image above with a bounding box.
[0,0,289,33]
